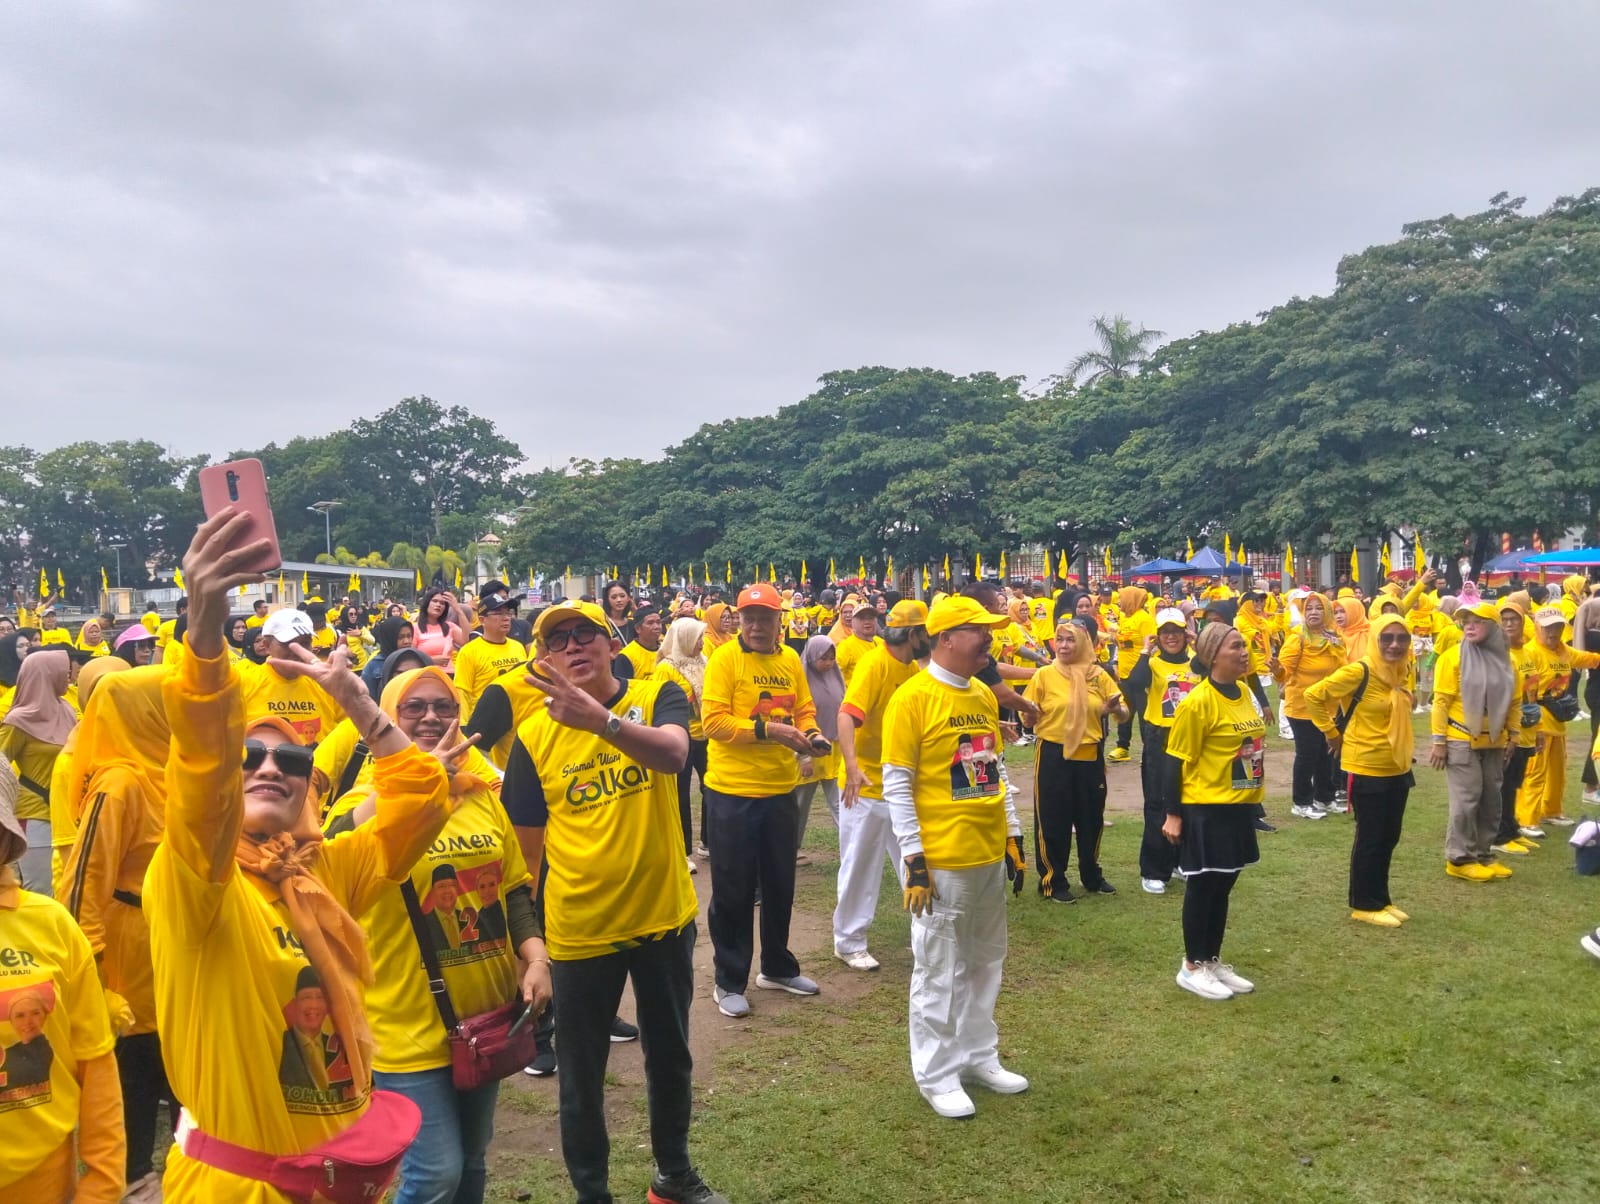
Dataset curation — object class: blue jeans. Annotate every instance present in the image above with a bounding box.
[373,1067,499,1204]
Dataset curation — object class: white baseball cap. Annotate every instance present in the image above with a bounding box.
[1155,607,1187,629]
[262,610,315,642]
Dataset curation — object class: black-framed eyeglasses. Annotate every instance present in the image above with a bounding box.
[396,697,460,720]
[545,624,604,653]
[242,739,315,779]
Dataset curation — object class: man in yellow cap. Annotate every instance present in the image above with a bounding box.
[833,599,931,971]
[701,583,829,1020]
[883,595,1027,1119]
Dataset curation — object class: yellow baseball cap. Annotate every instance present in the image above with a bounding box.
[533,599,610,644]
[925,596,1008,635]
[886,599,929,629]
[1457,601,1499,623]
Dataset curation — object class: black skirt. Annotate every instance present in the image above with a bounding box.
[1177,803,1260,876]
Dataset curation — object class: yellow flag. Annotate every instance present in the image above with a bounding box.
[1350,547,1360,586]
[859,555,867,579]
[800,560,808,584]
[101,566,109,592]
[1283,542,1294,580]
[998,550,1007,579]
[726,560,732,584]
[415,568,423,590]
[703,561,710,583]
[689,562,696,586]
[454,566,462,590]
[1057,550,1068,579]
[56,568,66,590]
[1415,531,1425,570]
[769,563,776,583]
[662,565,668,587]
[829,557,836,581]
[1379,541,1391,575]
[565,565,571,580]
[500,567,509,586]
[1237,544,1246,566]
[238,582,247,596]
[923,564,931,592]
[975,553,982,578]
[1223,533,1232,562]
[886,554,894,580]
[173,567,184,591]
[277,571,285,597]
[943,553,950,581]
[302,571,309,594]
[1186,537,1195,561]
[1103,546,1113,578]
[527,567,533,588]
[39,568,47,597]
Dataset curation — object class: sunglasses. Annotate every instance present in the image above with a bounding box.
[1377,633,1410,645]
[396,697,460,721]
[545,624,604,653]
[242,739,315,779]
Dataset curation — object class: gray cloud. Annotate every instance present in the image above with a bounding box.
[2,0,1596,468]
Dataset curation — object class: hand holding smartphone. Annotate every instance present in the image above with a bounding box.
[197,459,283,577]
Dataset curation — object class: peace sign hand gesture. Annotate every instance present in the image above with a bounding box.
[525,660,613,734]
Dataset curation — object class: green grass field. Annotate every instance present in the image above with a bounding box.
[500,722,1600,1203]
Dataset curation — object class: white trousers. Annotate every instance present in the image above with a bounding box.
[909,862,1008,1095]
[832,797,901,954]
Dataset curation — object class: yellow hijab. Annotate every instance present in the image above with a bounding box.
[701,603,733,652]
[1047,618,1097,753]
[1364,614,1416,767]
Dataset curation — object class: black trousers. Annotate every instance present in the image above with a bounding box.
[1138,721,1179,881]
[1583,675,1600,789]
[1034,742,1108,894]
[705,788,800,992]
[1116,682,1147,750]
[550,924,697,1204]
[1348,772,1411,911]
[116,1030,178,1182]
[1288,717,1336,806]
[1495,745,1534,844]
[1182,870,1239,963]
[675,738,708,856]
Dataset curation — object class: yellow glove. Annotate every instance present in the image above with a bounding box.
[103,989,136,1037]
[903,853,937,916]
[1005,835,1026,896]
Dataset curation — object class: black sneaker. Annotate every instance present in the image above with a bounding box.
[1046,887,1077,904]
[609,1016,639,1043]
[1086,881,1116,895]
[648,1168,730,1204]
[1254,818,1277,833]
[523,1045,556,1077]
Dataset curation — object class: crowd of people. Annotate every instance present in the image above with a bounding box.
[3,537,1600,1201]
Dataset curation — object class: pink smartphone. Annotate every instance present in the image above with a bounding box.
[197,458,283,576]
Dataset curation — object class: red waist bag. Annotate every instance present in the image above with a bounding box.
[174,1090,421,1203]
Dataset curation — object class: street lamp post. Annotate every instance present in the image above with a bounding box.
[109,543,126,588]
[307,501,342,556]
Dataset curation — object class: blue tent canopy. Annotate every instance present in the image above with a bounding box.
[1128,558,1193,575]
[1185,546,1228,572]
[1483,548,1537,572]
[1517,548,1600,568]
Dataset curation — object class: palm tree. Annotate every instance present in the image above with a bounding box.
[1062,314,1166,387]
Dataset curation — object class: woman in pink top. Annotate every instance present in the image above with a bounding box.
[412,588,469,673]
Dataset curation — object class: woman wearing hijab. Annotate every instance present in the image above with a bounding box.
[656,618,709,864]
[223,616,251,665]
[1429,601,1518,882]
[1271,592,1346,820]
[1161,623,1265,1001]
[1336,598,1372,664]
[49,658,131,897]
[58,666,175,1190]
[146,511,459,1203]
[0,629,29,715]
[1031,616,1128,901]
[0,650,76,894]
[75,618,110,658]
[1304,614,1417,927]
[1124,607,1201,894]
[322,665,541,1204]
[700,602,736,656]
[0,758,126,1203]
[795,636,845,860]
[362,617,416,702]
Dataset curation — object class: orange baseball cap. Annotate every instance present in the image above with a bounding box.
[736,583,783,610]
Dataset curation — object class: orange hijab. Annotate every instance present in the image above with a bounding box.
[235,714,376,1091]
[701,604,733,652]
[1337,598,1371,663]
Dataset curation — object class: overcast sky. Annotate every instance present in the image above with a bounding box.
[4,1,1597,470]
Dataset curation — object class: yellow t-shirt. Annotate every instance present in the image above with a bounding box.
[839,645,921,800]
[156,618,178,654]
[1114,609,1155,681]
[238,661,345,745]
[1143,651,1203,728]
[37,627,72,648]
[453,637,530,719]
[1028,662,1121,758]
[1430,645,1519,751]
[149,649,451,1199]
[702,640,818,796]
[1507,641,1542,750]
[140,612,161,635]
[1274,631,1347,720]
[835,634,881,687]
[0,728,59,822]
[785,608,812,641]
[1524,642,1600,736]
[1028,598,1055,647]
[882,670,1008,870]
[325,782,532,1073]
[1433,621,1461,661]
[504,677,697,960]
[1167,679,1266,805]
[619,641,657,681]
[0,888,117,1188]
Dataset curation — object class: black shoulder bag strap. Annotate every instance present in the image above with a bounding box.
[336,742,371,800]
[1334,664,1371,736]
[399,879,461,1034]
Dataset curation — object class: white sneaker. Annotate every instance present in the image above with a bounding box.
[1520,825,1547,839]
[835,948,880,971]
[1581,930,1600,962]
[924,1087,976,1119]
[961,1064,1029,1095]
[1546,816,1577,828]
[1291,805,1325,820]
[1209,960,1255,994]
[1323,800,1347,815]
[1141,877,1166,894]
[686,856,697,875]
[1583,789,1600,806]
[1176,962,1233,1000]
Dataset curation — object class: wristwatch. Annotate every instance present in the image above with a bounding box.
[603,713,623,738]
